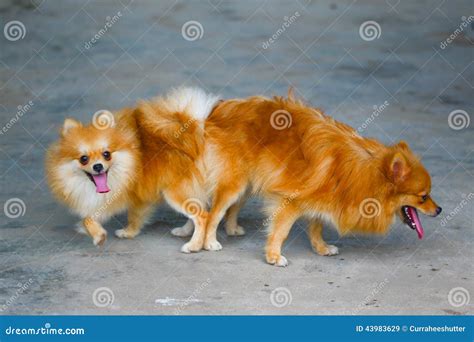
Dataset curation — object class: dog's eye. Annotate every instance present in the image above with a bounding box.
[79,155,89,165]
[421,195,428,202]
[103,151,111,161]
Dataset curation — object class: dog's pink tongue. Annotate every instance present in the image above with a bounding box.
[408,207,424,239]
[91,173,110,193]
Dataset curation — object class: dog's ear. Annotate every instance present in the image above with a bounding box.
[397,140,409,150]
[61,118,81,136]
[388,152,411,183]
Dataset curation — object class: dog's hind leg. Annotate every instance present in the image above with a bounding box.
[224,196,247,236]
[204,185,246,251]
[115,203,154,239]
[163,189,208,253]
[265,203,300,267]
[308,219,339,256]
[171,219,194,237]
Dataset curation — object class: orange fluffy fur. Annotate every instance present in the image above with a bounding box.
[46,87,441,265]
[202,92,441,266]
[46,88,219,251]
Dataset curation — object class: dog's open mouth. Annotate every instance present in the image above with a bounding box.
[401,206,424,239]
[84,171,110,193]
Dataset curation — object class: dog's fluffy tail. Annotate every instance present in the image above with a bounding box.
[135,87,220,159]
[158,87,221,122]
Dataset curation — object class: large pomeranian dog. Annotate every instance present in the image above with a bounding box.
[200,91,442,266]
[46,88,220,252]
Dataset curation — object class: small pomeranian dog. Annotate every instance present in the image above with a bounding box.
[46,88,220,252]
[200,91,442,266]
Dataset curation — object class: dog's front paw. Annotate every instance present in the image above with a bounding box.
[315,244,339,256]
[266,253,288,267]
[204,239,222,251]
[115,228,139,239]
[225,225,246,236]
[93,230,107,246]
[180,242,202,253]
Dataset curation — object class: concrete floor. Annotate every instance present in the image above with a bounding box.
[0,0,473,315]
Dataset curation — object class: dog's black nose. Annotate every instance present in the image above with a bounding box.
[435,207,442,216]
[93,163,104,173]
